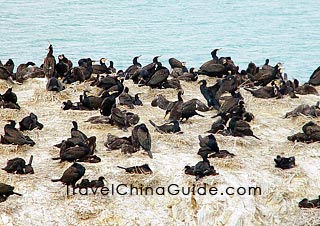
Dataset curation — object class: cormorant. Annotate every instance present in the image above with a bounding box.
[43,44,56,78]
[198,80,220,110]
[51,162,86,187]
[117,164,152,174]
[149,120,181,133]
[274,155,295,169]
[0,183,22,202]
[131,123,152,158]
[19,113,43,131]
[308,66,320,86]
[1,120,35,146]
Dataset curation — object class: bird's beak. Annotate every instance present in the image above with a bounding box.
[147,150,153,159]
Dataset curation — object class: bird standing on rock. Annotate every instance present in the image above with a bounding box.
[198,80,220,110]
[131,124,153,158]
[43,44,56,78]
[51,162,86,187]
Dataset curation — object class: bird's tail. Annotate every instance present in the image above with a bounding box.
[51,178,61,182]
[52,157,61,160]
[13,192,22,196]
[252,134,260,140]
[148,120,157,128]
[146,150,153,159]
[117,166,126,170]
[195,111,204,117]
[28,155,33,165]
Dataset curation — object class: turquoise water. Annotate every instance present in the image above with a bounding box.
[0,0,319,82]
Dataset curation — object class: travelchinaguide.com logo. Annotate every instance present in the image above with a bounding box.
[67,183,261,196]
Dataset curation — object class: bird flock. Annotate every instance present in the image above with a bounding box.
[1,45,320,209]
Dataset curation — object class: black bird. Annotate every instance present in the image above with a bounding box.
[19,113,43,131]
[141,56,161,77]
[209,150,235,158]
[80,91,103,110]
[3,59,14,74]
[1,120,35,146]
[146,62,170,88]
[168,58,188,78]
[24,155,34,174]
[177,68,198,81]
[108,61,116,74]
[0,183,22,202]
[2,87,18,104]
[46,76,65,91]
[119,87,135,108]
[131,123,152,158]
[90,176,105,188]
[299,196,320,208]
[133,93,143,106]
[151,94,171,110]
[206,115,227,134]
[76,179,91,188]
[194,153,218,180]
[198,49,225,77]
[252,62,283,86]
[105,133,132,150]
[308,66,320,86]
[285,102,320,118]
[69,121,88,145]
[43,44,56,78]
[261,59,273,71]
[179,100,205,122]
[52,142,91,162]
[185,153,218,180]
[65,58,93,83]
[110,107,130,130]
[117,164,152,174]
[51,162,86,187]
[168,57,186,69]
[165,90,184,118]
[124,55,142,79]
[149,120,181,133]
[78,58,92,67]
[2,157,26,174]
[294,79,319,95]
[0,65,14,83]
[121,144,135,154]
[92,58,108,74]
[246,62,258,76]
[198,134,219,155]
[162,78,182,90]
[15,61,36,82]
[100,92,118,116]
[302,121,320,135]
[211,93,244,119]
[55,54,72,78]
[198,80,220,110]
[244,81,280,99]
[97,76,124,92]
[274,155,295,169]
[76,58,93,81]
[228,116,260,139]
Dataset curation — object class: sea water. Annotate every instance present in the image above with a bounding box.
[0,0,319,82]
